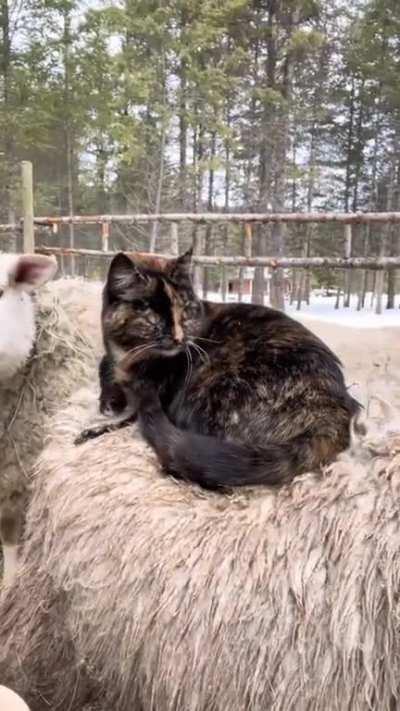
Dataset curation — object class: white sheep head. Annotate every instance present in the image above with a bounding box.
[0,253,57,380]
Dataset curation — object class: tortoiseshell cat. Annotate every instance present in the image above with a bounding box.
[78,249,361,489]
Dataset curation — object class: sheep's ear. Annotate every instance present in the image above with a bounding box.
[11,254,57,291]
[106,252,150,300]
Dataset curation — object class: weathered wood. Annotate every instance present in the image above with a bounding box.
[21,161,34,253]
[0,223,19,234]
[5,210,400,234]
[101,222,110,252]
[170,222,179,256]
[36,246,400,270]
[192,229,203,294]
[238,223,253,303]
[244,223,252,257]
[32,211,400,226]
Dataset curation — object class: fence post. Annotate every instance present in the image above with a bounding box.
[21,161,34,253]
[170,222,179,256]
[101,221,110,252]
[240,222,252,302]
[192,227,203,296]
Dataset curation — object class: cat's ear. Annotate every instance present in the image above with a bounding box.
[168,247,193,285]
[106,252,148,300]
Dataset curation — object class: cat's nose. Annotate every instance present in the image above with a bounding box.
[172,323,184,343]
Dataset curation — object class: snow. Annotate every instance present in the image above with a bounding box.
[287,293,400,329]
[204,291,400,329]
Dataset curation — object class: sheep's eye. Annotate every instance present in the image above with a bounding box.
[0,289,4,299]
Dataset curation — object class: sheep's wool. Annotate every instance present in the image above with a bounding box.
[1,373,400,711]
[0,284,95,574]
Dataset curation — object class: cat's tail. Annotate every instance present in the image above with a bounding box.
[136,389,318,489]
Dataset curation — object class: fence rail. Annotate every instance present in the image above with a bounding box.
[1,161,399,314]
[2,209,400,271]
[36,246,400,271]
[4,210,400,230]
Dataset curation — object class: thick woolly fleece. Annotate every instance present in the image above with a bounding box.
[0,284,95,580]
[0,374,400,711]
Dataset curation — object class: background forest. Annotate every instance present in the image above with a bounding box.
[1,0,400,306]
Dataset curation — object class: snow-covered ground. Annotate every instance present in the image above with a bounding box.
[287,293,400,329]
[204,291,400,329]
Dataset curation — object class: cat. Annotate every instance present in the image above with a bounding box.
[79,248,361,490]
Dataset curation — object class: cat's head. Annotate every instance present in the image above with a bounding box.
[102,248,203,370]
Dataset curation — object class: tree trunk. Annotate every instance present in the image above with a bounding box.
[150,50,167,253]
[344,76,356,212]
[386,228,397,309]
[203,132,216,298]
[359,96,381,310]
[343,224,352,307]
[357,224,370,311]
[252,6,269,306]
[376,161,395,313]
[266,6,298,311]
[62,8,75,275]
[96,142,107,214]
[178,7,187,208]
[386,154,400,309]
[149,117,166,252]
[0,0,15,222]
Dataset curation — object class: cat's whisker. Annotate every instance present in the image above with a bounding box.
[188,341,209,365]
[191,336,221,345]
[184,345,193,388]
[193,342,209,362]
[122,343,158,367]
[127,343,157,355]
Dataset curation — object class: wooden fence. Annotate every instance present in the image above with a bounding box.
[1,161,400,313]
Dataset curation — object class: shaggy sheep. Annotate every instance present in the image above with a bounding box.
[1,371,400,711]
[0,253,95,585]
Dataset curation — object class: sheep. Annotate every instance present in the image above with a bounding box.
[1,369,400,711]
[0,252,96,586]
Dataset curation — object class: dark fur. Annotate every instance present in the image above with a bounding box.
[95,250,360,489]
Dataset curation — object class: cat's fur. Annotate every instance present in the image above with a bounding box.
[96,250,361,489]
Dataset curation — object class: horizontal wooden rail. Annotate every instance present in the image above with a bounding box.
[0,223,19,233]
[3,211,400,232]
[36,246,400,270]
[31,211,400,225]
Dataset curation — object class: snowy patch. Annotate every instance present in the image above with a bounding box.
[203,290,400,329]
